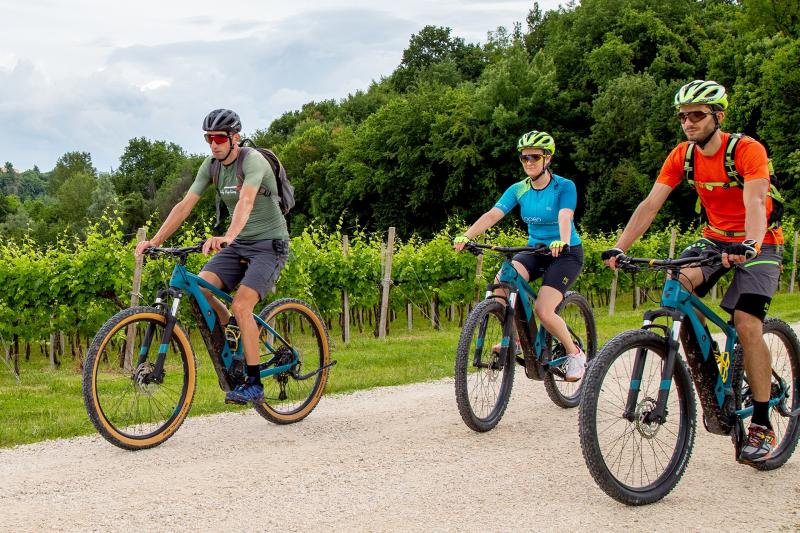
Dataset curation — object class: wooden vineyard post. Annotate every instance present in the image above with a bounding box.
[123,227,146,370]
[669,227,677,258]
[342,235,351,344]
[791,231,798,294]
[378,227,395,339]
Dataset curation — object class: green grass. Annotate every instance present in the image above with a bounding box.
[3,291,800,448]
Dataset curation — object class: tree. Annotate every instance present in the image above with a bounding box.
[48,152,95,195]
[0,193,14,223]
[392,26,487,92]
[113,138,187,200]
[54,172,97,230]
[742,0,800,38]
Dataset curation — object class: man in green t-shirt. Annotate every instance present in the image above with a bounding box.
[135,108,289,405]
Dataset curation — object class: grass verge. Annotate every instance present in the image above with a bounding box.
[2,291,800,448]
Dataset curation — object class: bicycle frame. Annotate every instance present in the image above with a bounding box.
[625,269,788,429]
[140,262,298,386]
[488,259,570,374]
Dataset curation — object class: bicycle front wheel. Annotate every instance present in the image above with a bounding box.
[454,299,515,432]
[579,329,696,505]
[543,291,597,408]
[253,298,330,424]
[82,306,196,450]
[735,317,800,470]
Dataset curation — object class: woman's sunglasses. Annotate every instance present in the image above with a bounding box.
[519,154,546,164]
[204,133,230,145]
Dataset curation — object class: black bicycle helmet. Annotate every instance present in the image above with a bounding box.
[202,108,242,133]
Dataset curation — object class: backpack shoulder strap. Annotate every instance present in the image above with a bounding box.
[683,142,696,186]
[235,146,251,187]
[210,157,221,189]
[725,133,744,186]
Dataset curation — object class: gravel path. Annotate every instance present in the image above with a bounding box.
[2,372,799,532]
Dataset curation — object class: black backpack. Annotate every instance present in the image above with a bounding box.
[683,133,784,237]
[210,139,295,230]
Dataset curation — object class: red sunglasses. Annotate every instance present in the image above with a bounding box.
[676,110,714,123]
[204,133,230,145]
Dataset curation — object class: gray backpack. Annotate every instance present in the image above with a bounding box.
[210,140,295,229]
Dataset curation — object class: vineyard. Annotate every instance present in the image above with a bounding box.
[1,216,799,373]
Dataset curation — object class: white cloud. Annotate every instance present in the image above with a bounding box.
[140,80,171,92]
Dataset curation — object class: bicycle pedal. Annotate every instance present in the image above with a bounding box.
[225,397,248,406]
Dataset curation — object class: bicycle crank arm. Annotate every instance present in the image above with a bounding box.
[294,360,337,380]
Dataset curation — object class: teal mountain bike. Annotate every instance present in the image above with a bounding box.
[455,243,597,432]
[579,252,800,505]
[82,242,334,450]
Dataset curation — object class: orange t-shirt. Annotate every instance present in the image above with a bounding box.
[657,133,783,244]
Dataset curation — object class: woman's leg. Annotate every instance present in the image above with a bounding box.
[534,286,577,354]
[535,247,585,380]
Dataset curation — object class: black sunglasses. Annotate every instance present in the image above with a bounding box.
[519,154,546,163]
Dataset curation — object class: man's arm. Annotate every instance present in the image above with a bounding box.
[743,178,769,246]
[135,192,201,255]
[720,177,770,267]
[202,185,257,254]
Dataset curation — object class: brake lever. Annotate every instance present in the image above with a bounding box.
[464,243,483,257]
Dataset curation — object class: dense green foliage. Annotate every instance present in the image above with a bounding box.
[2,218,799,370]
[1,0,798,244]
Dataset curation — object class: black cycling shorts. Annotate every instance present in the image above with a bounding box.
[512,244,584,295]
[679,238,781,320]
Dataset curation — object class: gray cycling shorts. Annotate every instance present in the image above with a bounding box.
[201,239,289,300]
[680,238,782,318]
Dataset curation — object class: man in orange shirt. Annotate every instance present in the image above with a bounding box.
[602,80,783,465]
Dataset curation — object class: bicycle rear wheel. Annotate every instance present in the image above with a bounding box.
[82,306,196,450]
[253,298,330,424]
[543,291,597,408]
[579,329,696,505]
[454,299,515,432]
[735,317,800,470]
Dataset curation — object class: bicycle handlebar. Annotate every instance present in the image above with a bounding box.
[464,242,561,258]
[143,241,210,260]
[615,252,723,272]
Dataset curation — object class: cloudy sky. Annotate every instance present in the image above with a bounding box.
[1,0,562,173]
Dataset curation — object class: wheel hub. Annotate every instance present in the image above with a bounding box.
[634,397,661,439]
[132,362,159,394]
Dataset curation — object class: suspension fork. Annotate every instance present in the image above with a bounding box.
[136,292,167,367]
[471,287,517,369]
[147,290,183,382]
[624,317,683,423]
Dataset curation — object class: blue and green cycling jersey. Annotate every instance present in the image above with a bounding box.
[494,173,582,247]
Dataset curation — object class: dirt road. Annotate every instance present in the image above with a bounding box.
[2,374,799,532]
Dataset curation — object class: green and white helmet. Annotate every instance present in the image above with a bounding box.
[674,80,728,109]
[516,130,555,154]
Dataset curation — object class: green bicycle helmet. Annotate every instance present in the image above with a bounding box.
[516,130,555,155]
[674,80,728,110]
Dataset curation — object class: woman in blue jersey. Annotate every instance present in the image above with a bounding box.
[454,130,586,380]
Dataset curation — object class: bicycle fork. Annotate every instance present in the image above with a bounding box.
[623,318,683,425]
[136,289,182,384]
[471,287,518,371]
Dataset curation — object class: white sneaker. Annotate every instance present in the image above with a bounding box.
[565,349,586,382]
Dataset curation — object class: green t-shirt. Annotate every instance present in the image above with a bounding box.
[190,150,289,241]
